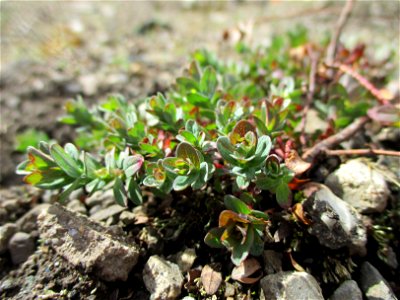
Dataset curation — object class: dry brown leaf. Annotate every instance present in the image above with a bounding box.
[292,203,312,226]
[231,258,262,284]
[201,264,222,295]
[287,251,305,272]
[285,150,311,176]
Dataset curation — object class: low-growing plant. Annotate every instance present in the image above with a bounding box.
[16,26,398,269]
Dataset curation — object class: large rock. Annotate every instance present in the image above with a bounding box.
[260,271,324,300]
[359,262,397,300]
[329,280,362,300]
[16,204,51,233]
[302,184,367,255]
[0,223,17,254]
[38,204,139,282]
[143,255,184,300]
[325,160,390,213]
[8,232,35,264]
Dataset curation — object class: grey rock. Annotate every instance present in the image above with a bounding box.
[260,271,324,300]
[8,232,35,264]
[303,184,367,255]
[325,160,390,213]
[359,262,397,300]
[16,204,51,233]
[79,74,99,96]
[90,204,126,222]
[66,199,87,215]
[329,280,362,300]
[119,211,137,225]
[143,255,184,300]
[2,199,19,212]
[263,250,283,275]
[38,204,139,282]
[0,208,7,224]
[0,223,17,254]
[85,190,114,207]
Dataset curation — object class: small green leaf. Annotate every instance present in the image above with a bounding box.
[276,183,291,209]
[173,173,197,191]
[176,142,201,168]
[216,136,237,165]
[64,143,79,161]
[84,153,102,179]
[187,92,210,108]
[231,225,254,266]
[59,177,83,203]
[127,178,142,205]
[113,177,127,207]
[224,195,252,215]
[204,227,225,248]
[200,66,217,98]
[50,144,81,178]
[123,155,144,178]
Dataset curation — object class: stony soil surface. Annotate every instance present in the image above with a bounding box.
[0,2,399,300]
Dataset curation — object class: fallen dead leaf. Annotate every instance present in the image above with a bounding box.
[201,264,222,295]
[231,257,262,284]
[292,203,312,225]
[285,150,311,176]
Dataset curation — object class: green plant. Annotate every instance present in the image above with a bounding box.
[15,129,50,153]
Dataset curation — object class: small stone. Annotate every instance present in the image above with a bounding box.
[0,223,17,254]
[2,199,19,212]
[260,271,324,300]
[8,232,35,264]
[89,205,102,216]
[38,204,139,281]
[329,280,362,300]
[143,255,184,300]
[66,199,87,215]
[263,250,282,275]
[119,211,137,225]
[16,204,51,233]
[174,248,196,273]
[85,190,113,207]
[325,159,390,213]
[359,262,397,300]
[302,184,367,255]
[90,204,126,222]
[224,282,235,297]
[79,74,99,96]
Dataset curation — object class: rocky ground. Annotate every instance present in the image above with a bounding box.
[0,1,399,300]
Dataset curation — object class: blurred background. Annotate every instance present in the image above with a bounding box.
[1,0,399,186]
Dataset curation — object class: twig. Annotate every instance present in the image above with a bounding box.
[325,0,355,66]
[299,46,319,145]
[302,116,370,162]
[325,148,400,157]
[326,63,391,105]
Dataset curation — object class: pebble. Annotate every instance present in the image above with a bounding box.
[329,280,362,300]
[38,204,139,282]
[325,159,390,213]
[302,183,367,255]
[359,262,397,300]
[263,250,283,275]
[66,199,87,215]
[16,204,51,233]
[143,255,184,300]
[90,204,126,222]
[0,223,17,254]
[8,232,35,264]
[260,271,324,300]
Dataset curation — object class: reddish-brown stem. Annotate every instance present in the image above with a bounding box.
[299,47,319,145]
[302,116,370,162]
[325,149,400,157]
[325,0,355,66]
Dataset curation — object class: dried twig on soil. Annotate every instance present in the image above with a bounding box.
[302,116,370,162]
[326,63,391,105]
[325,148,400,157]
[299,46,319,145]
[325,0,355,66]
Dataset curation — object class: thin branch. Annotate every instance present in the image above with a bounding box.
[299,47,319,145]
[325,148,400,157]
[326,63,391,105]
[325,0,355,66]
[302,116,370,162]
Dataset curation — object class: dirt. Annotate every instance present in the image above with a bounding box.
[0,1,399,299]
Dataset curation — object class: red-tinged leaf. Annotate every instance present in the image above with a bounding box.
[24,171,42,185]
[292,203,312,225]
[231,257,262,284]
[288,177,310,190]
[219,210,250,227]
[285,150,311,176]
[230,120,256,144]
[201,265,222,295]
[176,142,201,168]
